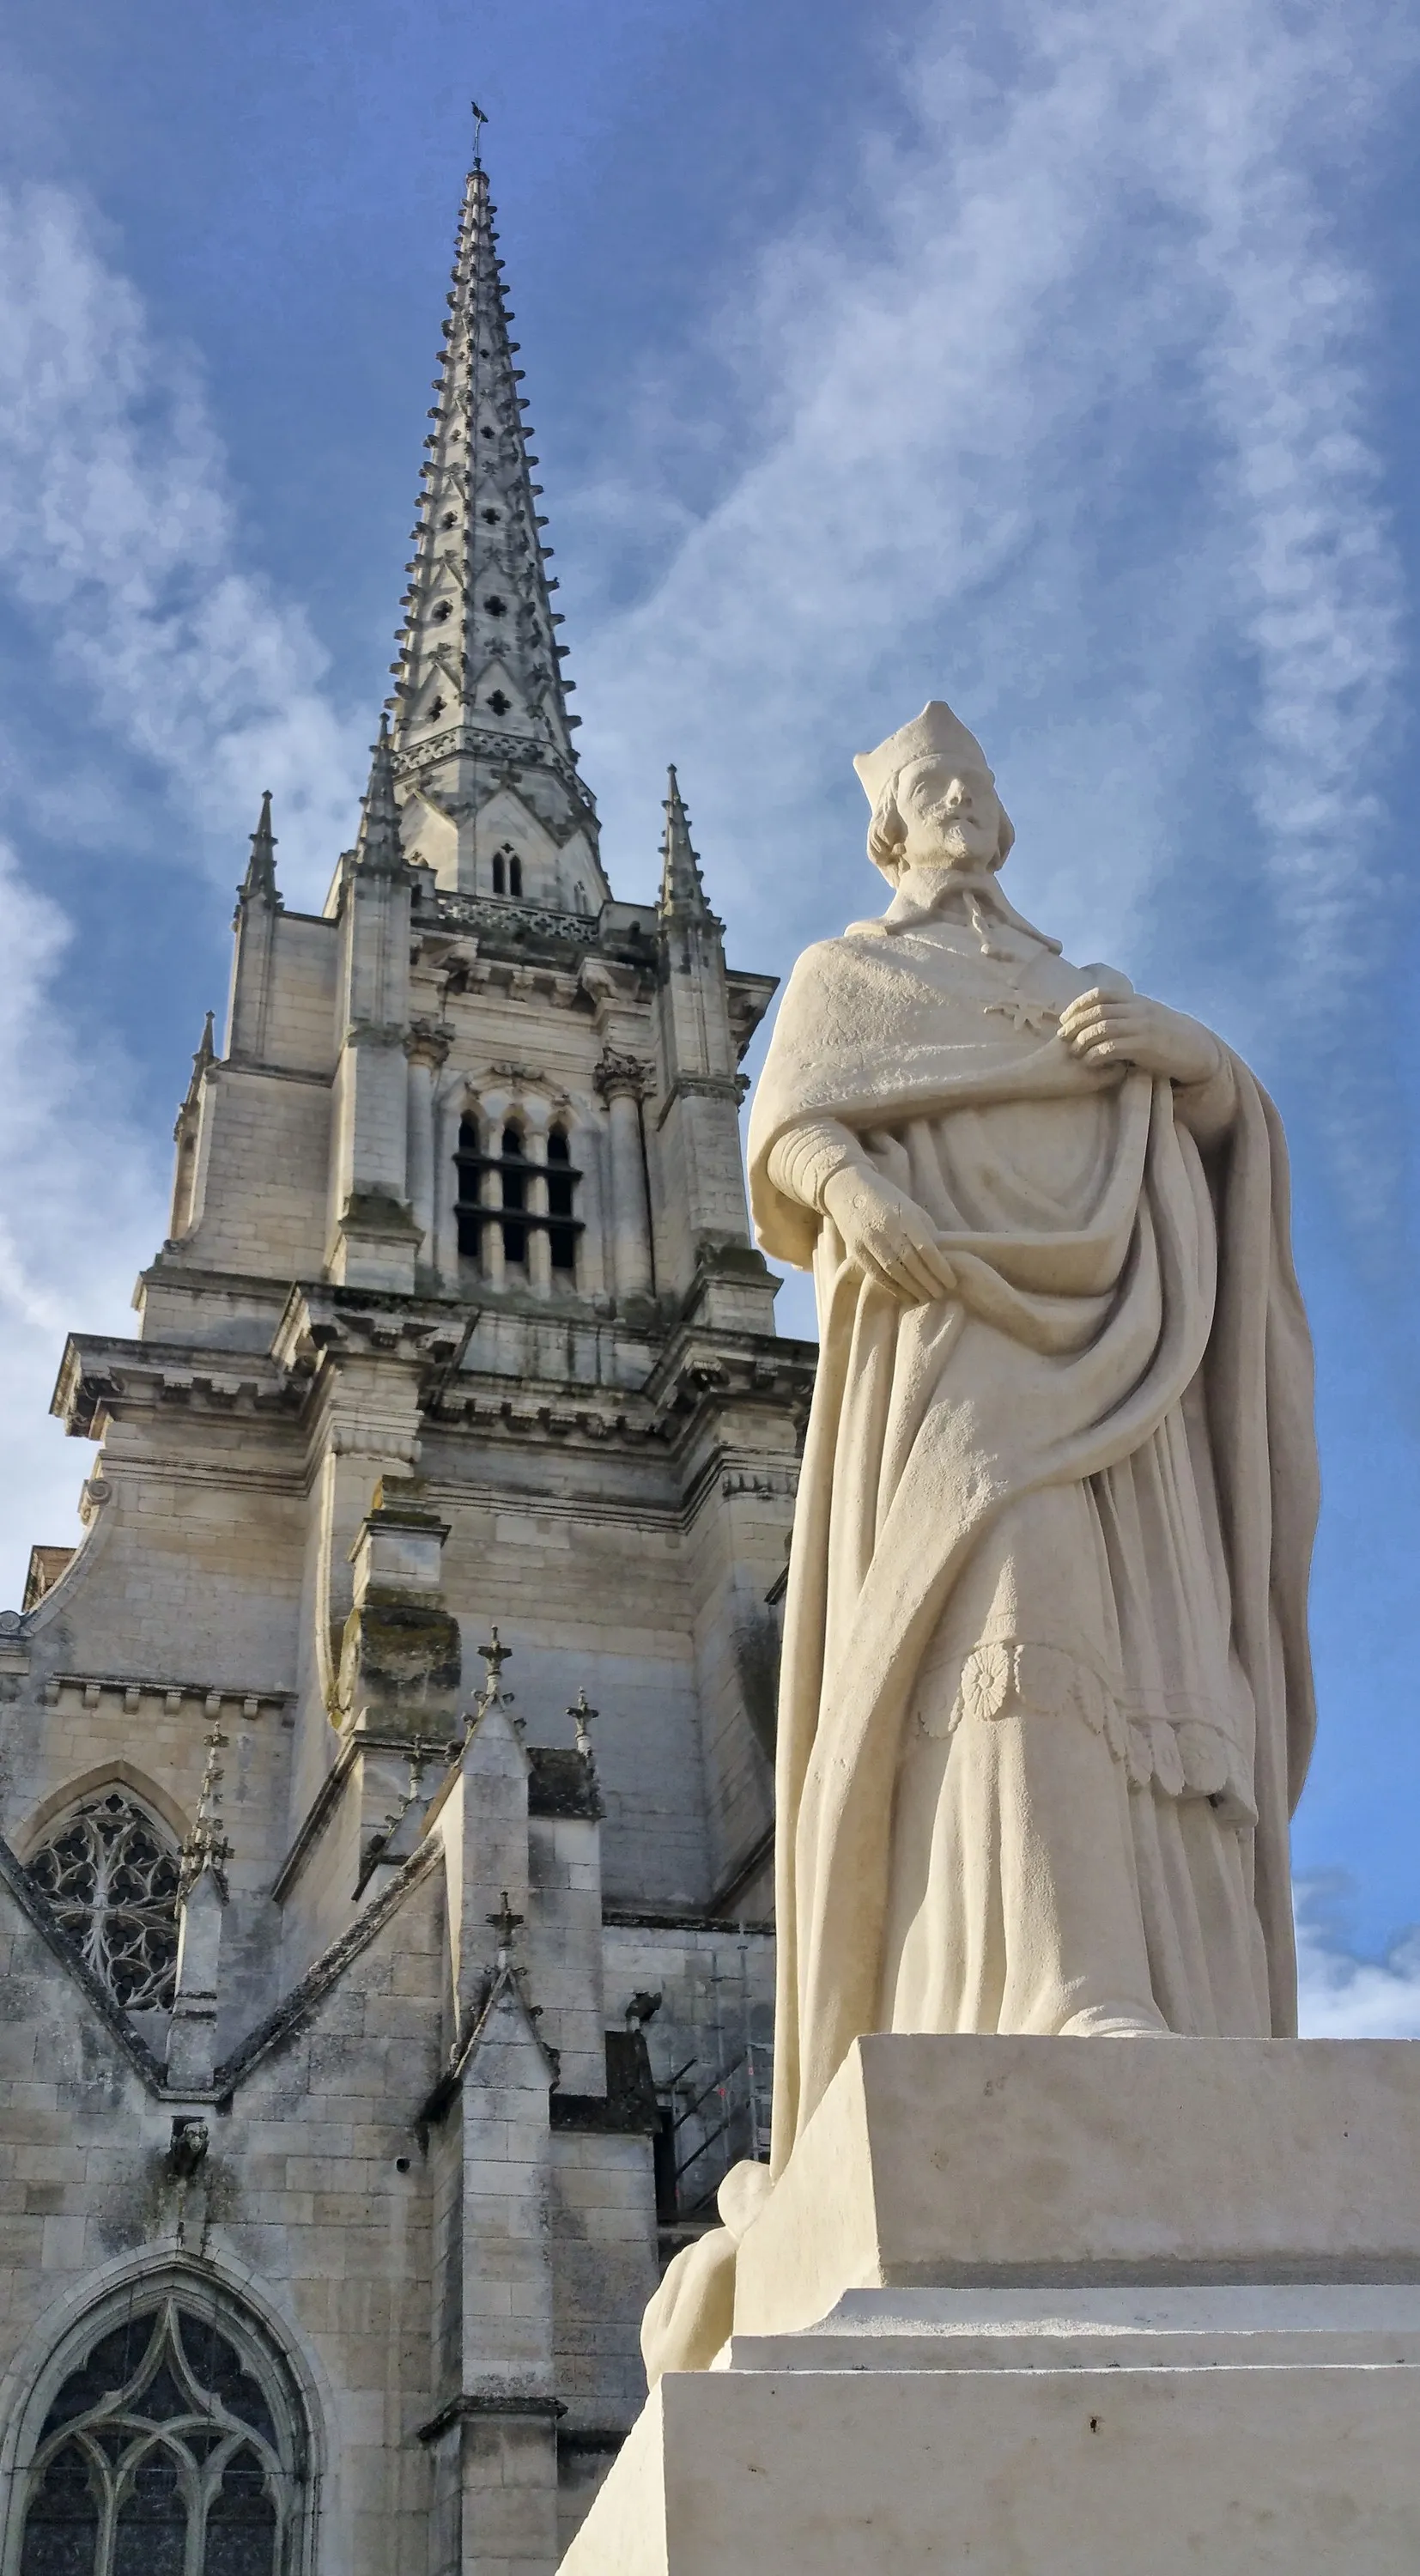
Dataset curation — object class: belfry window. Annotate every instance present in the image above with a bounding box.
[454,1116,583,1285]
[490,847,523,899]
[15,2295,306,2576]
[546,1127,578,1275]
[29,1793,180,2014]
[497,1125,528,1266]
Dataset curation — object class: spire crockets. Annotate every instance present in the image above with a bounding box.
[388,158,606,908]
[240,790,281,908]
[659,765,715,923]
[355,715,403,874]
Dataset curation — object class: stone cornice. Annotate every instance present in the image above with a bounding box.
[653,1069,749,1127]
[270,1283,470,1379]
[52,1335,301,1438]
[39,1673,290,1719]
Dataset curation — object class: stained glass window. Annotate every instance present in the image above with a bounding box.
[16,2300,302,2576]
[28,1795,180,2013]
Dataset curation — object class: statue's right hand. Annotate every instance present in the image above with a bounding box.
[822,1167,958,1303]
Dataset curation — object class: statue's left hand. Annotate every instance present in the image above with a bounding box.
[822,1166,959,1303]
[1057,989,1222,1087]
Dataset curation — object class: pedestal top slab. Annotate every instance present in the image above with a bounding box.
[733,2035,1420,2336]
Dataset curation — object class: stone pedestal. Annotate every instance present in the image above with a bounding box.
[561,2037,1420,2573]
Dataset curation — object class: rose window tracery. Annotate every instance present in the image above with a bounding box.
[28,1793,181,2013]
[16,2298,303,2576]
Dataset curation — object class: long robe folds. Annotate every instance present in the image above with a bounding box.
[748,896,1318,2171]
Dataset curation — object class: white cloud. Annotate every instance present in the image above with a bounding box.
[1296,1877,1420,2038]
[0,179,365,1600]
[0,179,365,896]
[0,846,163,1601]
[574,0,1412,1110]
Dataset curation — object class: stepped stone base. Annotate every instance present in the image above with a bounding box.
[561,2036,1420,2574]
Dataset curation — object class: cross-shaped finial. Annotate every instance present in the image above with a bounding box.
[180,1717,234,1899]
[487,1889,524,1963]
[479,1626,512,1689]
[568,1688,598,1758]
[470,100,488,167]
[197,1720,229,1819]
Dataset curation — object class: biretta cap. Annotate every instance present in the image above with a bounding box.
[853,700,994,809]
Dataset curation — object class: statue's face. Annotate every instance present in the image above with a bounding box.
[895,755,1002,874]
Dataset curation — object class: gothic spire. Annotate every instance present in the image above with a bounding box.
[240,789,281,908]
[356,715,404,874]
[659,765,714,922]
[386,155,605,902]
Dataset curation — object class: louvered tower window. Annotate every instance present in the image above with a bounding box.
[14,2295,307,2576]
[455,1118,582,1283]
[546,1126,578,1275]
[29,1794,180,2013]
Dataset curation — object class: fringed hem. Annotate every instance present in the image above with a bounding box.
[916,1636,1255,1824]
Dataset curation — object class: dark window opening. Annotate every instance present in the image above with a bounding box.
[652,2111,678,2225]
[454,1117,583,1285]
[491,853,505,896]
[483,593,507,618]
[441,511,458,527]
[508,852,522,897]
[455,1116,482,1257]
[482,508,499,526]
[499,1124,527,1266]
[546,1127,577,1274]
[487,690,510,716]
[431,599,452,623]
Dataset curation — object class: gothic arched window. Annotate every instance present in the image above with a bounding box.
[491,851,505,895]
[453,1114,583,1285]
[15,2294,307,2576]
[28,1793,180,2014]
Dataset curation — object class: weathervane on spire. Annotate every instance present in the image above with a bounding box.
[470,100,488,167]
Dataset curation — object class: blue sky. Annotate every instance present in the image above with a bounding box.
[1,0,1419,2029]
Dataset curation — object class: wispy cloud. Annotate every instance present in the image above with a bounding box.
[1296,1874,1420,2038]
[575,0,1412,1127]
[0,846,162,1599]
[0,179,363,1598]
[0,179,364,896]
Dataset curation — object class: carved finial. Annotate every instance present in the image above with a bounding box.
[470,99,488,168]
[356,715,404,874]
[179,1714,233,1899]
[487,1888,525,1966]
[568,1687,598,1759]
[659,764,714,924]
[479,1626,513,1692]
[240,789,281,908]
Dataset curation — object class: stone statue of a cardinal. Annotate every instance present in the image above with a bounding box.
[748,700,1319,2168]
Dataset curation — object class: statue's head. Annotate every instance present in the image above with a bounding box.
[853,701,1014,885]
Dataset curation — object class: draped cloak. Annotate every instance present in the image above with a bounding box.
[747,899,1318,2173]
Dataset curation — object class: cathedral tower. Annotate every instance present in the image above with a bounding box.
[0,146,813,2576]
